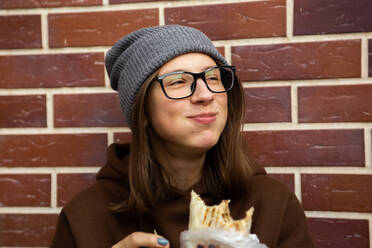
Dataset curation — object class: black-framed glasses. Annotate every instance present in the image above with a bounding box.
[155,66,236,100]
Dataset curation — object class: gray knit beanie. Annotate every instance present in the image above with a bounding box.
[105,25,228,128]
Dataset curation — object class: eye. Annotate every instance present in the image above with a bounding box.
[206,75,219,80]
[168,80,186,86]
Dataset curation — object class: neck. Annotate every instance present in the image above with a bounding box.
[152,141,206,192]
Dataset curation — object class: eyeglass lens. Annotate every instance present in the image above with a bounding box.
[161,67,234,99]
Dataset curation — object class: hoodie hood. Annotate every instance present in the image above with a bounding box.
[96,143,130,183]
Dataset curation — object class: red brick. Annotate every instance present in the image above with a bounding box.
[0,53,104,88]
[0,174,50,206]
[369,40,372,77]
[302,174,372,212]
[114,132,132,144]
[0,134,107,167]
[299,84,372,123]
[0,15,41,49]
[165,0,285,41]
[0,0,101,9]
[308,218,369,248]
[267,173,294,192]
[0,214,58,246]
[244,129,364,167]
[54,93,126,127]
[48,9,159,47]
[232,40,361,81]
[0,95,46,127]
[294,0,372,35]
[244,87,291,123]
[58,173,96,206]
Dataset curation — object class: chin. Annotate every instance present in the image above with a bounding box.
[190,134,220,150]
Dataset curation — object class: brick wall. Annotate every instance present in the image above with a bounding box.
[0,0,371,247]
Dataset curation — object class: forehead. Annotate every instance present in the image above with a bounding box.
[158,53,217,75]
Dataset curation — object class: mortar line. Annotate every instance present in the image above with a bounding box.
[46,92,54,130]
[286,0,294,39]
[266,166,372,174]
[0,207,62,214]
[294,170,301,202]
[51,170,57,208]
[158,6,165,26]
[0,0,268,15]
[305,211,372,220]
[242,78,372,87]
[40,11,49,50]
[361,37,368,78]
[291,85,298,124]
[0,126,131,134]
[365,128,372,168]
[107,131,114,146]
[0,167,101,174]
[225,45,231,65]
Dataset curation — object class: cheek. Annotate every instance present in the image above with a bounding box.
[147,89,183,133]
[218,94,228,120]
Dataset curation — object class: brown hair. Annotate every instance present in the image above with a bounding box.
[117,66,254,213]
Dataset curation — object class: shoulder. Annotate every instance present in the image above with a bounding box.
[250,174,293,202]
[63,179,128,216]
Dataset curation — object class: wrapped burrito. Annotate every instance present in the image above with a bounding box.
[180,191,267,248]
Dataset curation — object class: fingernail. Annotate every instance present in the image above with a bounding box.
[208,245,216,248]
[197,244,204,248]
[157,238,169,246]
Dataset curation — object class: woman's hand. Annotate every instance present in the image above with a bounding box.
[112,232,170,248]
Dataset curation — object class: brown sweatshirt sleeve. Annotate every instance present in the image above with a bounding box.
[50,210,76,248]
[277,194,314,248]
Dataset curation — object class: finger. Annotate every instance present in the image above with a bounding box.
[129,232,169,247]
[113,232,169,248]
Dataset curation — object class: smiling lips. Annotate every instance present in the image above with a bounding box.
[188,112,217,124]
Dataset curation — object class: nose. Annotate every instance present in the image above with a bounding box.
[190,78,213,104]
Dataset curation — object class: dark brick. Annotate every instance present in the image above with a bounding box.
[57,173,96,206]
[245,129,364,167]
[48,9,159,47]
[244,87,291,123]
[0,174,50,206]
[294,0,372,35]
[0,95,46,127]
[54,93,126,127]
[0,0,101,9]
[0,53,104,89]
[0,15,41,49]
[165,0,286,40]
[302,174,372,212]
[113,132,132,144]
[308,218,369,248]
[0,134,107,167]
[0,214,58,246]
[232,40,361,81]
[299,84,372,123]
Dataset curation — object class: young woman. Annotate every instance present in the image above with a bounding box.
[51,25,314,248]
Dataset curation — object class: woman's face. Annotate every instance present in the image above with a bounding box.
[146,53,228,153]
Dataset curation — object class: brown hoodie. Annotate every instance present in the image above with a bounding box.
[51,143,314,248]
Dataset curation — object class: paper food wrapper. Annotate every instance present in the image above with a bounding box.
[180,227,267,248]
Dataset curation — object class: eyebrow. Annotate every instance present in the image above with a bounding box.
[161,64,217,74]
